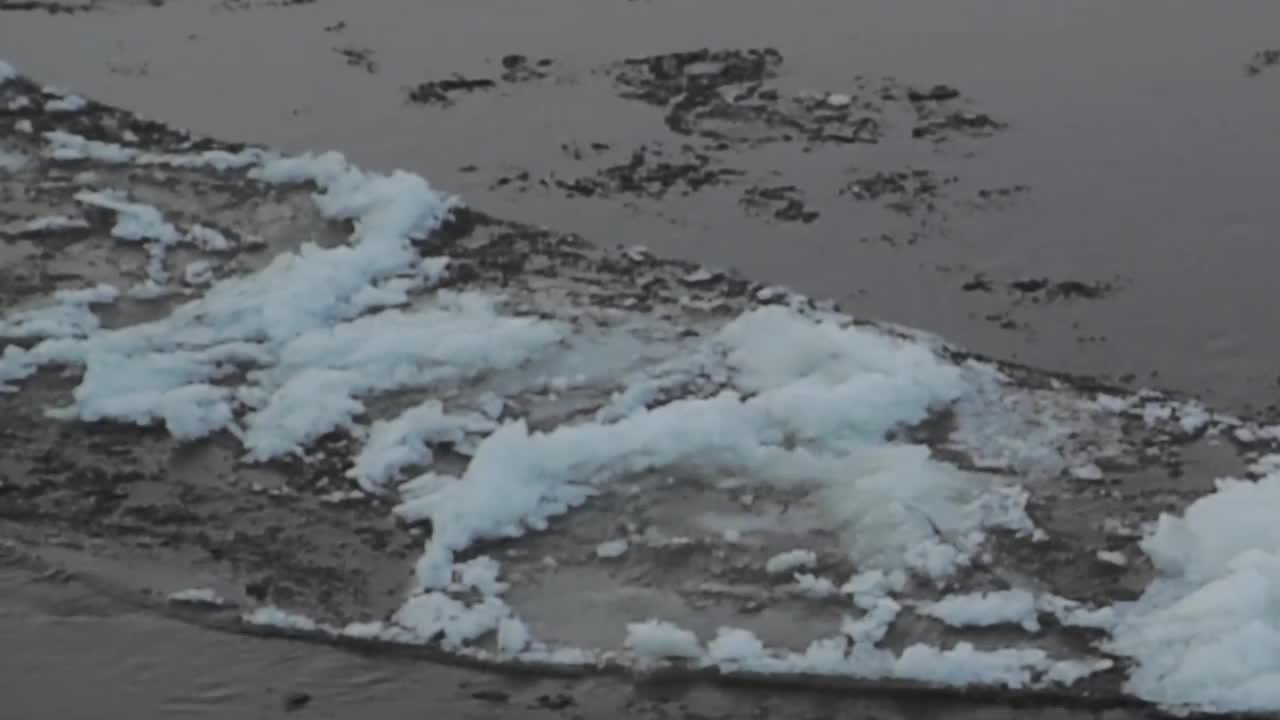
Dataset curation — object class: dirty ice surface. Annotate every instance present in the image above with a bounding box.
[5,61,1280,715]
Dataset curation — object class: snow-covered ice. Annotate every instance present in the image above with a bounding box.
[8,66,1280,711]
[625,620,704,664]
[920,589,1041,633]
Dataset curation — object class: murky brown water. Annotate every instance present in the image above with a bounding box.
[3,1,1279,716]
[4,0,1280,412]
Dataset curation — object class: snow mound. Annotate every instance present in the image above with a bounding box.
[1107,473,1280,713]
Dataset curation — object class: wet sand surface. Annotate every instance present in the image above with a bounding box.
[4,2,1280,718]
[4,0,1280,412]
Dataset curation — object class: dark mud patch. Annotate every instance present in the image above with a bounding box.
[1245,48,1280,77]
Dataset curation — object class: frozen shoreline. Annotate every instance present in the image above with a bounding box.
[5,52,1280,716]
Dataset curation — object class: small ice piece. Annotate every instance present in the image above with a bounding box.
[707,627,768,669]
[791,573,839,598]
[825,93,853,107]
[624,620,703,664]
[722,529,742,543]
[349,400,498,493]
[1070,463,1104,481]
[183,260,214,286]
[419,256,450,285]
[920,589,1041,633]
[0,149,27,172]
[3,214,90,235]
[595,539,630,559]
[45,93,88,112]
[392,592,511,649]
[766,549,817,575]
[168,587,227,606]
[186,225,232,251]
[450,555,509,596]
[496,616,531,656]
[842,569,908,609]
[0,59,17,81]
[14,119,33,134]
[842,597,901,645]
[1096,549,1128,566]
[894,642,1048,689]
[243,606,322,633]
[44,131,138,163]
[683,268,717,283]
[75,190,181,245]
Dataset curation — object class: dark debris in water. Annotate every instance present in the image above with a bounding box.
[406,57,555,107]
[0,0,93,13]
[841,169,957,216]
[1245,48,1280,77]
[606,48,889,147]
[491,143,745,201]
[740,185,819,224]
[962,274,1122,302]
[407,76,497,106]
[334,46,377,74]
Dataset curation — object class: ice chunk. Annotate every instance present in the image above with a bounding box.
[3,214,90,235]
[243,606,323,633]
[842,597,901,646]
[496,616,531,656]
[765,549,817,575]
[708,627,768,669]
[0,59,17,81]
[624,620,703,664]
[1105,473,1280,712]
[392,592,511,649]
[0,149,26,172]
[920,589,1041,633]
[45,93,88,112]
[894,642,1047,689]
[349,399,498,493]
[595,539,629,559]
[1097,550,1128,566]
[168,587,227,606]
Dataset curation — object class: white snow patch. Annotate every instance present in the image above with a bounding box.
[14,119,33,134]
[1070,463,1105,481]
[595,539,630,559]
[186,225,232,251]
[392,592,511,649]
[625,620,703,664]
[708,627,769,669]
[894,642,1047,689]
[496,616,531,656]
[168,587,227,606]
[45,93,88,112]
[0,149,27,172]
[183,260,215,286]
[920,589,1041,633]
[3,214,89,234]
[349,399,498,494]
[791,573,839,598]
[243,606,322,633]
[842,597,901,646]
[765,549,817,575]
[0,284,118,340]
[1097,550,1128,566]
[1105,473,1280,712]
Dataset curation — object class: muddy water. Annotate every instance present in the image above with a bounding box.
[4,0,1280,412]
